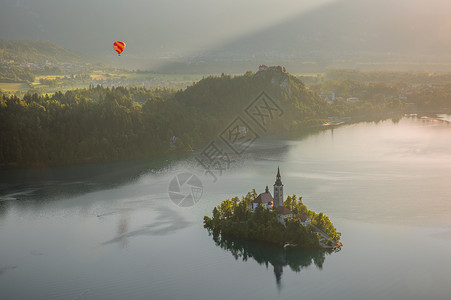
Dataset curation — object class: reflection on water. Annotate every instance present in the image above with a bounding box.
[0,154,189,206]
[211,234,336,290]
[102,206,192,246]
[116,213,130,249]
[0,265,17,278]
[0,201,9,218]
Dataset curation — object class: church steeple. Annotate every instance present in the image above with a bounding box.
[273,166,284,207]
[265,185,269,193]
[275,166,282,186]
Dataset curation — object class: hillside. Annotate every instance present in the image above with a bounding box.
[0,69,326,168]
[175,68,329,128]
[0,39,101,84]
[0,39,92,64]
[0,67,397,168]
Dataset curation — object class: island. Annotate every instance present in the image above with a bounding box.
[204,167,342,249]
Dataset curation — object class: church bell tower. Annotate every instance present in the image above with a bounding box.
[273,167,284,207]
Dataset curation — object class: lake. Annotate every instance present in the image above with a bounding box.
[1,116,451,300]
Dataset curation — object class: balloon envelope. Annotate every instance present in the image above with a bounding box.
[113,41,126,55]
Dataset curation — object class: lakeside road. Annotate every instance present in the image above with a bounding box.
[420,116,451,123]
[310,224,330,240]
[310,224,342,248]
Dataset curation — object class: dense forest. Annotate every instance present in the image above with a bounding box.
[0,69,401,168]
[203,190,340,248]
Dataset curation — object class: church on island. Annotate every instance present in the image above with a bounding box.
[249,167,311,225]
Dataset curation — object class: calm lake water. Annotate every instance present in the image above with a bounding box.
[1,116,451,300]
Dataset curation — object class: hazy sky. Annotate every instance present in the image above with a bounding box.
[3,0,451,71]
[1,0,336,56]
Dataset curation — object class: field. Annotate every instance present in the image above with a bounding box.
[0,82,31,92]
[1,70,211,95]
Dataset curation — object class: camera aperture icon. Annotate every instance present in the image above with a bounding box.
[168,173,203,207]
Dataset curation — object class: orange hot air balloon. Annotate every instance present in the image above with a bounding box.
[113,41,126,56]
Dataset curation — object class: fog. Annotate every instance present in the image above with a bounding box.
[0,0,335,56]
[2,0,451,71]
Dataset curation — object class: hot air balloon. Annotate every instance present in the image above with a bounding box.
[113,41,126,56]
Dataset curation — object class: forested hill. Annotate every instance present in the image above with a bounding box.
[0,69,389,168]
[0,39,92,64]
[175,69,329,126]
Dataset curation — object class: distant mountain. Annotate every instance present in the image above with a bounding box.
[212,0,449,59]
[2,0,451,72]
[157,0,451,73]
[0,39,93,64]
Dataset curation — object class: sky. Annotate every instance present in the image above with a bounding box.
[0,0,336,57]
[3,0,451,71]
